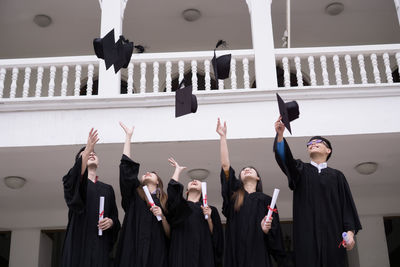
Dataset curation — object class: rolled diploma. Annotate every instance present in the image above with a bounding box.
[265,188,280,226]
[143,185,162,221]
[98,196,105,236]
[201,182,208,220]
[342,232,349,244]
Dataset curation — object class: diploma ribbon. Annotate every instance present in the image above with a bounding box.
[268,205,278,214]
[338,239,346,248]
[204,194,207,205]
[99,210,104,217]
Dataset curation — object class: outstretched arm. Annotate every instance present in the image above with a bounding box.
[168,157,187,182]
[81,128,99,175]
[275,116,285,143]
[216,118,230,172]
[119,122,135,158]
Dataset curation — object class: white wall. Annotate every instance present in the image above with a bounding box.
[9,229,40,267]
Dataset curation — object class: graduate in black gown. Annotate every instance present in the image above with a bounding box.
[273,116,362,267]
[62,128,120,267]
[166,157,224,267]
[115,122,170,267]
[216,118,287,267]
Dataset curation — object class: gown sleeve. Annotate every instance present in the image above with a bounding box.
[108,185,121,246]
[265,205,287,267]
[211,206,224,267]
[273,136,304,190]
[166,179,192,228]
[62,156,88,213]
[338,171,362,234]
[220,166,241,218]
[119,154,141,212]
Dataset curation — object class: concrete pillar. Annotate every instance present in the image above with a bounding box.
[9,229,41,267]
[38,232,52,267]
[98,0,126,96]
[246,0,278,89]
[356,216,390,267]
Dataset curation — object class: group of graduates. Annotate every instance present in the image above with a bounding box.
[61,115,362,267]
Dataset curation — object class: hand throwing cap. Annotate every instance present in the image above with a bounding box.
[276,93,300,135]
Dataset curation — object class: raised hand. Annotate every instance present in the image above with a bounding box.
[119,121,135,137]
[275,116,285,142]
[261,216,273,234]
[168,157,187,172]
[86,128,99,153]
[216,118,227,138]
[201,205,212,218]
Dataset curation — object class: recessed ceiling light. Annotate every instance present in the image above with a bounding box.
[325,2,344,16]
[33,14,53,28]
[187,168,209,181]
[182,9,201,22]
[4,176,26,189]
[354,162,378,175]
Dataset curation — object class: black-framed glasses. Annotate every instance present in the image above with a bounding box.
[306,139,328,147]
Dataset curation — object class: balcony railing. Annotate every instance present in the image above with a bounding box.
[0,44,399,101]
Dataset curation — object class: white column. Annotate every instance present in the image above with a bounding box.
[97,0,126,96]
[38,232,52,267]
[356,216,390,267]
[9,229,41,267]
[246,0,277,89]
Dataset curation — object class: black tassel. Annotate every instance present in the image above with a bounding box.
[134,45,145,53]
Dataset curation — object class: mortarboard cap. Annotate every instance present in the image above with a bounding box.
[175,80,198,118]
[212,40,231,81]
[277,93,299,135]
[93,29,134,73]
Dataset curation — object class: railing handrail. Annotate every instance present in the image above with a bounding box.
[0,49,255,68]
[274,43,400,59]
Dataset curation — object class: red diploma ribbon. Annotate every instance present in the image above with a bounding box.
[149,202,155,207]
[204,194,207,205]
[268,205,277,213]
[99,210,104,217]
[338,239,346,248]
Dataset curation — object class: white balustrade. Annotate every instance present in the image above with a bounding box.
[294,56,303,87]
[320,56,330,86]
[231,58,237,89]
[344,55,355,85]
[140,62,146,94]
[333,55,342,85]
[61,66,69,97]
[153,62,159,93]
[307,56,317,86]
[35,67,44,97]
[22,67,31,98]
[370,54,381,84]
[87,64,94,96]
[74,65,82,96]
[204,60,211,91]
[396,53,400,77]
[383,53,393,83]
[358,54,368,84]
[178,61,184,86]
[127,63,134,94]
[243,58,250,89]
[10,68,19,99]
[0,68,6,98]
[282,57,290,88]
[191,60,198,91]
[48,66,56,97]
[165,61,172,92]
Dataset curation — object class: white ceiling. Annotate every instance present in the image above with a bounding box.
[0,0,399,59]
[0,132,399,223]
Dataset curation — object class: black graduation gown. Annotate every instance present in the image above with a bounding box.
[273,137,362,267]
[62,156,120,267]
[221,167,286,267]
[115,154,169,267]
[166,179,224,267]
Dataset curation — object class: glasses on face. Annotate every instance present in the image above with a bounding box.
[306,139,328,147]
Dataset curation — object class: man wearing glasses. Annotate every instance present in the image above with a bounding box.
[273,116,362,267]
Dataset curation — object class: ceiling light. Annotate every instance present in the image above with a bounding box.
[33,14,53,28]
[187,168,209,181]
[354,162,378,175]
[182,9,201,22]
[4,176,27,189]
[325,2,344,16]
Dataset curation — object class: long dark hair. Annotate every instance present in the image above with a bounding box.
[137,171,168,212]
[75,146,86,162]
[232,166,263,212]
